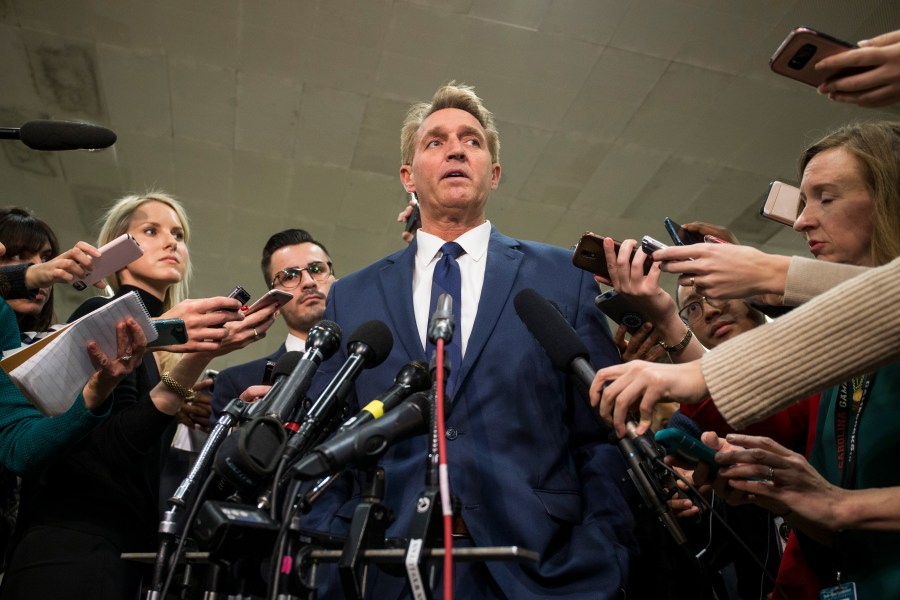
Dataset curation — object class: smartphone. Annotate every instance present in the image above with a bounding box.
[148,318,188,348]
[203,368,219,392]
[72,234,144,291]
[655,428,718,467]
[662,218,705,246]
[760,181,802,227]
[572,232,652,281]
[245,289,293,315]
[404,203,421,236]
[595,290,647,334]
[641,235,669,255]
[769,27,869,87]
[225,285,251,306]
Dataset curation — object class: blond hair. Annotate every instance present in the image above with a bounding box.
[97,191,192,311]
[400,82,500,166]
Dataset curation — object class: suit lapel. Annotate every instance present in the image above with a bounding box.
[456,228,522,389]
[378,242,426,361]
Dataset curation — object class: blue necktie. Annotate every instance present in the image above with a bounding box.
[426,242,464,395]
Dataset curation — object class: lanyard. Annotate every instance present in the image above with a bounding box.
[834,374,873,489]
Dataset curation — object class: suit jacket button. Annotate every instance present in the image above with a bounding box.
[445,427,458,440]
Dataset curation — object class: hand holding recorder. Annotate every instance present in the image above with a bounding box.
[24,241,106,290]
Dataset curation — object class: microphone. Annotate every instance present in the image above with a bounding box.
[0,120,117,150]
[213,416,288,499]
[427,292,454,344]
[291,391,431,479]
[248,320,342,422]
[337,360,430,433]
[283,320,394,462]
[514,287,688,546]
[244,351,304,420]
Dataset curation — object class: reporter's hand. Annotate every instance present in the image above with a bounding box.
[591,360,709,437]
[680,222,740,245]
[654,243,791,301]
[239,384,271,404]
[397,198,418,244]
[82,318,148,410]
[26,241,104,290]
[817,29,900,108]
[155,296,244,353]
[614,323,665,363]
[177,377,213,431]
[211,301,279,357]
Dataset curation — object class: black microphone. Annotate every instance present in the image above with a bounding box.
[427,292,454,344]
[0,120,117,150]
[213,416,288,499]
[514,287,688,546]
[244,351,304,420]
[283,320,394,462]
[291,391,431,479]
[250,320,342,422]
[337,360,430,433]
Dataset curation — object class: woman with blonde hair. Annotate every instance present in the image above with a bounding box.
[1,192,278,600]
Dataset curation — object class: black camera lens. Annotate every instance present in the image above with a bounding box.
[788,43,817,70]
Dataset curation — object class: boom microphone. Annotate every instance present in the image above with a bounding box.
[250,320,342,422]
[337,360,430,433]
[291,391,431,479]
[514,287,687,546]
[0,120,117,150]
[283,320,394,462]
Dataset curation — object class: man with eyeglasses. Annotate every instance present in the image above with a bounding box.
[211,229,334,418]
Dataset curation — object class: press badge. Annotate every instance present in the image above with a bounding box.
[820,582,857,600]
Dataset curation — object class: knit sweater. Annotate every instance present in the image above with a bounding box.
[704,255,899,429]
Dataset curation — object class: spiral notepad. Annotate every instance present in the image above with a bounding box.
[1,292,158,416]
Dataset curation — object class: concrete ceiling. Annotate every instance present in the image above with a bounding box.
[2,0,897,367]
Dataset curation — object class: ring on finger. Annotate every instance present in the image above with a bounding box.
[253,328,260,339]
[118,354,133,362]
[767,466,775,482]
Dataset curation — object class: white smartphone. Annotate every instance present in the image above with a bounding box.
[244,288,293,314]
[72,234,143,290]
[760,181,801,227]
[640,235,669,255]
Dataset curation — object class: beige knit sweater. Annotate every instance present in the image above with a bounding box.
[703,255,899,429]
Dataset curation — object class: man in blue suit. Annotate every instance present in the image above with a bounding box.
[211,229,335,416]
[309,83,636,598]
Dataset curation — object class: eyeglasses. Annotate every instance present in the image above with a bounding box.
[678,296,728,325]
[270,262,333,289]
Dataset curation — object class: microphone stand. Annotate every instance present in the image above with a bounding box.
[147,398,249,600]
[338,467,393,600]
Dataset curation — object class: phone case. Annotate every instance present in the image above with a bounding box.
[245,289,293,314]
[72,234,144,291]
[572,232,651,280]
[148,318,188,347]
[655,428,718,466]
[595,290,646,333]
[769,27,860,87]
[760,181,802,227]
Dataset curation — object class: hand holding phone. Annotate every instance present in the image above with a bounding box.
[244,289,293,314]
[72,234,144,291]
[595,290,647,334]
[572,232,652,281]
[770,27,871,87]
[148,318,188,348]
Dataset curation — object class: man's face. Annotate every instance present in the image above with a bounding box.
[267,243,333,337]
[399,108,500,229]
[794,147,875,267]
[676,285,762,348]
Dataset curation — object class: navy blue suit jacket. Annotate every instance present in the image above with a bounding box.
[309,228,636,599]
[211,345,286,420]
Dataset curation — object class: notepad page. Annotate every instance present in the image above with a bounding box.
[10,292,157,416]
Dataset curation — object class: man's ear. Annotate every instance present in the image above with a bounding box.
[400,165,415,193]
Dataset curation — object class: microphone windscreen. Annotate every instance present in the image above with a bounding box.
[347,320,393,367]
[307,319,342,357]
[271,351,303,380]
[19,120,116,151]
[514,288,589,372]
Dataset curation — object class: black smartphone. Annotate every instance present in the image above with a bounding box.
[641,235,669,255]
[148,318,188,347]
[595,290,646,334]
[663,218,705,246]
[655,428,718,467]
[572,232,652,281]
[226,285,251,306]
[404,203,421,235]
[769,27,870,87]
